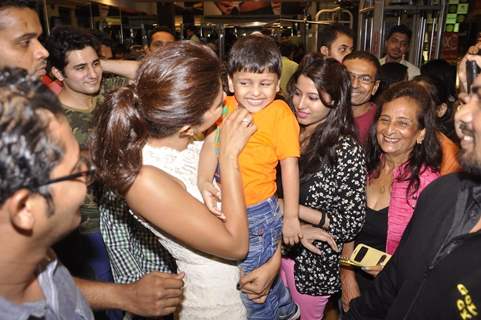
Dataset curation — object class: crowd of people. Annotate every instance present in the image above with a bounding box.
[1,1,481,320]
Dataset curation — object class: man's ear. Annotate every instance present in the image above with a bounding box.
[51,67,65,82]
[372,80,381,96]
[320,46,329,57]
[7,189,35,232]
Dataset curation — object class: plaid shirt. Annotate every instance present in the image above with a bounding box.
[97,188,176,283]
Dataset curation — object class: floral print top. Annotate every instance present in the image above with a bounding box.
[293,135,367,295]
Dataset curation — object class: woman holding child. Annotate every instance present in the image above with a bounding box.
[91,41,280,319]
[280,54,367,319]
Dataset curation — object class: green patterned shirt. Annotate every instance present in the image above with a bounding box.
[62,75,129,233]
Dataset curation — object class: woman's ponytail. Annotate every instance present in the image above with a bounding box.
[91,85,146,193]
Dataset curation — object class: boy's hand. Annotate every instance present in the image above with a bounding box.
[282,217,302,246]
[199,181,225,220]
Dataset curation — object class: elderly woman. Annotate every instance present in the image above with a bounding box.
[341,81,442,311]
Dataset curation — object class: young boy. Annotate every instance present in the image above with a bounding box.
[198,34,301,319]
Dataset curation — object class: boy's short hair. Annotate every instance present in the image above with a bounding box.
[227,34,282,77]
[318,23,353,49]
[386,24,412,41]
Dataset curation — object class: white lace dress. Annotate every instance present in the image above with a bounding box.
[131,142,246,320]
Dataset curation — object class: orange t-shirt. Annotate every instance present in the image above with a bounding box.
[224,96,300,205]
[437,131,462,176]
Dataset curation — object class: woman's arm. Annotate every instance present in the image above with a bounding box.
[298,204,330,228]
[198,129,223,217]
[279,199,331,228]
[238,244,281,303]
[340,241,361,312]
[328,140,367,243]
[126,109,256,260]
[300,223,338,254]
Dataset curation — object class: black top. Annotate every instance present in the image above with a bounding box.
[293,135,367,296]
[354,206,388,293]
[347,173,481,319]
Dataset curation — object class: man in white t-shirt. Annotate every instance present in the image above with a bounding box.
[379,24,420,79]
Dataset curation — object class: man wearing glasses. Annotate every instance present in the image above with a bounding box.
[342,51,381,146]
[0,68,95,319]
[0,1,183,318]
[345,56,481,319]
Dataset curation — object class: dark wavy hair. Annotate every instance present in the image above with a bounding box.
[91,41,222,193]
[0,67,64,212]
[45,26,99,73]
[367,81,441,195]
[287,53,355,180]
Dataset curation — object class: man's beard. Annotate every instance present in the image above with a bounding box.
[459,149,481,177]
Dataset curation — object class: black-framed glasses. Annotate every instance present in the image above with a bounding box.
[31,157,96,189]
[348,72,375,85]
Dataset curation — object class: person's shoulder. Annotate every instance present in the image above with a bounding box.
[338,135,364,155]
[267,99,295,115]
[418,172,464,202]
[437,131,458,150]
[402,60,421,74]
[268,99,290,108]
[282,56,299,68]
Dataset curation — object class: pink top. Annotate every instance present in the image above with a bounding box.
[386,165,439,254]
[354,103,377,147]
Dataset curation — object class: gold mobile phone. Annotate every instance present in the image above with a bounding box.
[340,243,391,268]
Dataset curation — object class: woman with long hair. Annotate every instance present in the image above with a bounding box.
[90,41,276,319]
[280,54,367,319]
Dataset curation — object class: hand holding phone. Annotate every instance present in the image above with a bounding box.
[340,243,391,268]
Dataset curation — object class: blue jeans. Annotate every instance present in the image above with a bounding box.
[240,196,297,320]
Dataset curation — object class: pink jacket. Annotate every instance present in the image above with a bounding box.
[386,165,439,254]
